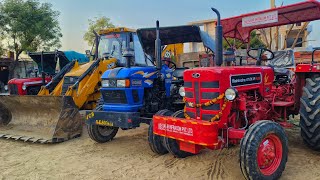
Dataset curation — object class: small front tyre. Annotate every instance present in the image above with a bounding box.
[240,120,288,180]
[87,125,119,143]
[164,110,194,158]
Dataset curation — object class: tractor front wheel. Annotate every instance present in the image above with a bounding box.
[300,75,320,150]
[164,110,194,158]
[240,120,288,180]
[87,125,119,143]
[148,109,173,155]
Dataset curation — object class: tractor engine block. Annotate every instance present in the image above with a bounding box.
[242,92,272,124]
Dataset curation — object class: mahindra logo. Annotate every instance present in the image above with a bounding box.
[192,73,200,78]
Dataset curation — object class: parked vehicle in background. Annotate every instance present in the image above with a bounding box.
[7,51,89,95]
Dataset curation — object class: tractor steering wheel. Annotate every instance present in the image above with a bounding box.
[247,47,275,66]
[162,59,177,70]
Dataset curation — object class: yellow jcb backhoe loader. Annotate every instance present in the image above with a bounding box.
[0,27,136,143]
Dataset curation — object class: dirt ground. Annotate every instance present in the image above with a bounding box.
[1,125,320,180]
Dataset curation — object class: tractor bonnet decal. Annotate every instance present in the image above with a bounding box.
[230,73,262,87]
[144,79,153,85]
[132,71,157,78]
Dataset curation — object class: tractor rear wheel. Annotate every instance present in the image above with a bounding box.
[164,110,194,158]
[240,120,288,180]
[148,109,173,155]
[300,75,320,150]
[87,100,119,143]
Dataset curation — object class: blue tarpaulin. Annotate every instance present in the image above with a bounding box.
[63,51,89,64]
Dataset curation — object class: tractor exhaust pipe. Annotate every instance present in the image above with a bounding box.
[211,8,223,67]
[155,20,162,70]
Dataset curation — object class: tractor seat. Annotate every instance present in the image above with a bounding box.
[173,68,188,79]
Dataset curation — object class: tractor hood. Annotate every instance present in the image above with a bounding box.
[101,67,158,80]
[137,25,215,56]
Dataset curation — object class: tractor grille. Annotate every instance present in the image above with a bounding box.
[102,90,127,104]
[184,80,221,121]
[8,84,18,95]
[132,90,139,103]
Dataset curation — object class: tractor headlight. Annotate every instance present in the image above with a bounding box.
[179,87,185,97]
[117,79,130,88]
[101,80,110,88]
[22,85,27,91]
[4,85,8,91]
[225,88,238,101]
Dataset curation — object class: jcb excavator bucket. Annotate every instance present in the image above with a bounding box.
[0,96,82,143]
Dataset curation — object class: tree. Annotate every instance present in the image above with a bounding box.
[223,30,266,49]
[83,16,115,46]
[0,0,62,77]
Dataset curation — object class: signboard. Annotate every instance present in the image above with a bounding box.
[242,11,278,27]
[230,73,262,87]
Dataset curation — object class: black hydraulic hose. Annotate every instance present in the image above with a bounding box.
[73,59,101,88]
[240,111,249,130]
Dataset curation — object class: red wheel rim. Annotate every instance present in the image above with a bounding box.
[257,134,283,176]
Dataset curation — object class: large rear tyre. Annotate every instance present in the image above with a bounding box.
[148,109,173,155]
[87,125,119,143]
[300,75,320,150]
[164,110,194,158]
[240,120,288,180]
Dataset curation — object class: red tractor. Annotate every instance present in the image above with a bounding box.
[149,1,320,179]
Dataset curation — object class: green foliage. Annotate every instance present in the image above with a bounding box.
[223,30,266,49]
[83,16,115,46]
[0,0,62,60]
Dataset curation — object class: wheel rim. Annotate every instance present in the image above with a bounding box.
[97,126,114,136]
[257,134,283,176]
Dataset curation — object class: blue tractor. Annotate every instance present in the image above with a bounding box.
[85,22,215,143]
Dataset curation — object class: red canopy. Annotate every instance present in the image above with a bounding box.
[222,0,320,43]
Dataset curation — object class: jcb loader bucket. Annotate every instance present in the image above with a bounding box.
[0,96,82,143]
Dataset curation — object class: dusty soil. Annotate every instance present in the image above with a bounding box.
[1,125,320,180]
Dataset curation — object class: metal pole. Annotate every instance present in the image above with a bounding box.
[211,8,223,66]
[93,30,100,60]
[41,51,45,85]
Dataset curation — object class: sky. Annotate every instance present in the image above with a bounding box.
[38,0,320,53]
